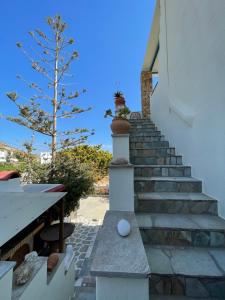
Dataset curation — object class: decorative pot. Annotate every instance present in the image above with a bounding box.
[47,253,59,272]
[110,118,131,134]
[115,96,125,106]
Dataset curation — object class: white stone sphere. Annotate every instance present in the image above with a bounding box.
[117,219,131,237]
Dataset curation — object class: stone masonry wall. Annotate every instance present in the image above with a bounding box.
[141,71,152,119]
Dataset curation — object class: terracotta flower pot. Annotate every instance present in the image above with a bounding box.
[115,96,125,106]
[111,118,131,134]
[47,253,59,272]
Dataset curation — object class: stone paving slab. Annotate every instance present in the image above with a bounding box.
[146,245,225,277]
[66,216,100,279]
[68,196,108,300]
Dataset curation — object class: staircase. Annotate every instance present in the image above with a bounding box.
[130,119,225,299]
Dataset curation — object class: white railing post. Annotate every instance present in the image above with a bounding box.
[112,134,130,161]
[109,133,134,211]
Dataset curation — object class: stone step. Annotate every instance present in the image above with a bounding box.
[151,296,221,300]
[146,245,225,298]
[130,141,169,149]
[130,124,156,129]
[135,192,218,215]
[129,119,154,124]
[137,212,225,247]
[130,127,157,133]
[130,135,166,142]
[134,177,201,193]
[134,165,191,177]
[130,131,161,137]
[130,148,176,157]
[131,155,182,165]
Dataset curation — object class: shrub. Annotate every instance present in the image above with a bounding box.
[62,145,112,181]
[30,154,94,216]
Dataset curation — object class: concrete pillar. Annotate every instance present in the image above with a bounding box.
[141,71,152,119]
[112,134,130,162]
[109,164,134,211]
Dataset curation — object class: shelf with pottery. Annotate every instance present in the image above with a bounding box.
[0,246,75,300]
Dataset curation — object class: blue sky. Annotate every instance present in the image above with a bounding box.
[0,0,156,153]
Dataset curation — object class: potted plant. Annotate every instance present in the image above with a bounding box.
[114,91,125,107]
[104,106,131,134]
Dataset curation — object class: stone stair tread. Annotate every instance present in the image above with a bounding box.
[145,245,225,277]
[136,192,216,201]
[131,147,175,150]
[134,176,201,182]
[133,155,181,158]
[130,132,161,134]
[134,165,190,168]
[151,296,220,300]
[136,212,225,231]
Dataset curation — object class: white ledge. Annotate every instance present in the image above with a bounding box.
[0,261,16,279]
[90,211,150,278]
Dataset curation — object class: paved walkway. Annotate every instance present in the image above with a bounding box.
[66,196,108,300]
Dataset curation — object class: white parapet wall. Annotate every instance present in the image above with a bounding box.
[0,253,75,300]
[91,211,150,300]
[109,164,134,211]
[112,134,130,161]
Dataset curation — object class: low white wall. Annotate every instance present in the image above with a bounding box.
[151,0,225,216]
[45,256,75,300]
[8,255,75,300]
[0,269,13,300]
[96,277,149,300]
[22,258,74,300]
[19,261,47,300]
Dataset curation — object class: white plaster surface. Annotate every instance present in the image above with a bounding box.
[96,277,149,300]
[11,255,74,300]
[112,134,130,161]
[109,166,134,211]
[0,268,14,300]
[149,0,225,217]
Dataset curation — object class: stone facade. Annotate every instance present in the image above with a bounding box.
[141,71,152,119]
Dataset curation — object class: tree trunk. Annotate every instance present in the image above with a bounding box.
[51,30,59,171]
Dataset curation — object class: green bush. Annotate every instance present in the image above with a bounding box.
[62,145,112,181]
[31,154,94,216]
[1,144,111,216]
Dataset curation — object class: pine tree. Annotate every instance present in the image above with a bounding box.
[6,15,94,172]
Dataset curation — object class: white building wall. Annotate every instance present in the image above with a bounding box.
[0,150,7,162]
[151,0,225,216]
[40,152,52,164]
